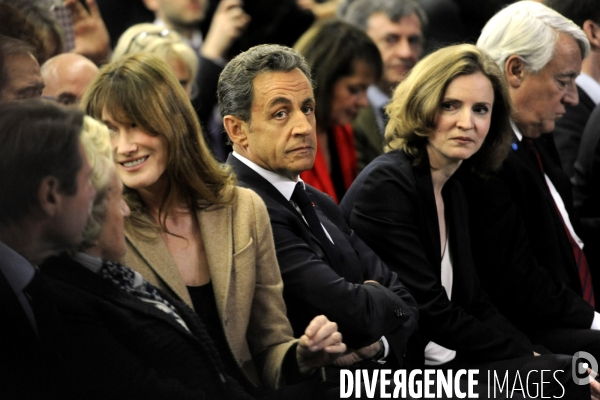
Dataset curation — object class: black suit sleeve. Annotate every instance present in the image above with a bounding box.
[267,198,418,349]
[344,160,532,362]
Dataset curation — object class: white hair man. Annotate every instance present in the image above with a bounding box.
[455,1,600,375]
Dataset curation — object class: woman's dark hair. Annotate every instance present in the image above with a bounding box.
[294,19,382,128]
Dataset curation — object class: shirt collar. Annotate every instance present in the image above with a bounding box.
[510,120,523,141]
[73,252,103,274]
[0,240,36,293]
[367,85,390,109]
[576,73,600,105]
[232,151,303,201]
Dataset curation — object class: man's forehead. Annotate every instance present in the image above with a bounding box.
[367,12,422,34]
[543,34,582,76]
[251,70,314,105]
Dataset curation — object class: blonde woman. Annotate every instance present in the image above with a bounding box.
[341,44,592,397]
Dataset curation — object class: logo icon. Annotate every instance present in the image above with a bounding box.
[572,351,598,385]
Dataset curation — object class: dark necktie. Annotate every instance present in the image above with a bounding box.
[522,138,595,307]
[291,182,343,267]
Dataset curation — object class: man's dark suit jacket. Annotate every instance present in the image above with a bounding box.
[341,150,533,364]
[35,255,252,400]
[553,84,595,179]
[456,160,595,335]
[574,102,600,270]
[0,270,57,399]
[493,134,596,302]
[226,154,418,366]
[353,104,384,173]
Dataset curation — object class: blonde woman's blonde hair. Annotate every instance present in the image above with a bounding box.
[385,43,513,174]
[112,23,198,96]
[78,116,114,250]
[82,52,235,235]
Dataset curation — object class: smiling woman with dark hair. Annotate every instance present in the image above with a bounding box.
[81,52,345,398]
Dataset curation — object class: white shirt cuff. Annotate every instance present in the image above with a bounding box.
[591,312,600,330]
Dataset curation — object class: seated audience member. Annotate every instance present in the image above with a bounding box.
[340,0,426,171]
[458,0,600,351]
[142,0,250,149]
[0,100,95,399]
[0,35,44,101]
[221,44,418,370]
[41,53,99,106]
[573,101,600,287]
[293,19,381,203]
[340,43,597,398]
[543,0,600,180]
[82,52,345,397]
[38,116,343,398]
[450,0,600,363]
[63,0,112,65]
[112,23,197,97]
[0,3,47,63]
[2,0,64,62]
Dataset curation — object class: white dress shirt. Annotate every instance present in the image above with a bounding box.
[576,72,600,106]
[511,122,600,329]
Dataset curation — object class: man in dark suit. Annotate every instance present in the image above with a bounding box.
[544,0,600,180]
[218,43,418,370]
[339,0,426,171]
[573,102,600,273]
[456,1,600,359]
[0,100,96,399]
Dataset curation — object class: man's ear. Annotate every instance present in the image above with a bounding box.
[505,55,526,89]
[142,0,159,13]
[583,20,600,49]
[37,176,61,218]
[223,115,249,147]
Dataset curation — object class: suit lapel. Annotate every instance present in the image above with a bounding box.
[198,205,232,322]
[413,161,442,263]
[229,155,344,263]
[228,154,302,219]
[124,226,193,306]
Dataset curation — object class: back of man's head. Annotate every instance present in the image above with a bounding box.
[0,100,84,226]
[339,0,427,33]
[543,0,600,28]
[478,1,589,73]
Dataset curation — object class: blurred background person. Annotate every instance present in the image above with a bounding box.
[41,53,98,105]
[0,35,44,102]
[294,19,381,203]
[340,0,426,171]
[544,0,600,181]
[112,23,197,97]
